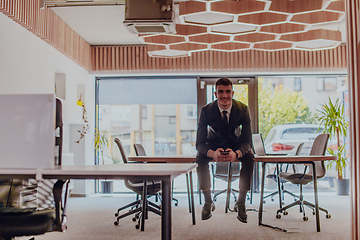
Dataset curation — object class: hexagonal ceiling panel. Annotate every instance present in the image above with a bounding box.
[237,12,289,25]
[291,11,342,24]
[211,23,257,34]
[142,0,346,58]
[184,12,234,25]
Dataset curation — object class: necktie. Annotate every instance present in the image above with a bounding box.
[222,110,228,125]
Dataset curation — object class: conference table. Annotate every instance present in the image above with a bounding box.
[129,154,337,233]
[254,155,337,233]
[128,156,197,225]
[0,163,197,240]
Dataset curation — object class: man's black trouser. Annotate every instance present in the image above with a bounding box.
[196,152,254,191]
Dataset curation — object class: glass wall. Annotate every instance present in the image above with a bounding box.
[257,75,348,193]
[95,74,348,194]
[96,77,197,192]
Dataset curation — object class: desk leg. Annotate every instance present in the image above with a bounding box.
[311,162,321,232]
[141,180,148,231]
[189,171,196,225]
[225,162,233,213]
[258,162,266,226]
[276,164,283,209]
[162,180,171,240]
[186,173,191,213]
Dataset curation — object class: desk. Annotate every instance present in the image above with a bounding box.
[128,156,197,225]
[128,156,195,163]
[128,156,245,214]
[0,163,197,240]
[254,155,337,232]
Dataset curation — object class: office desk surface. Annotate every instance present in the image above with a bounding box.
[0,163,197,240]
[129,155,337,163]
[254,155,337,163]
[0,163,197,181]
[128,156,196,163]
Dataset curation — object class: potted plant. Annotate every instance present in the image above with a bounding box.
[317,97,349,195]
[94,128,108,165]
[94,128,113,193]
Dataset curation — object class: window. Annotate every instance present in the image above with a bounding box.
[141,105,147,119]
[294,78,301,91]
[169,116,176,124]
[186,105,197,118]
[316,77,337,91]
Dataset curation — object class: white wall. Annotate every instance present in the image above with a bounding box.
[0,12,95,196]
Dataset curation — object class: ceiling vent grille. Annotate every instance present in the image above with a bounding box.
[123,0,176,34]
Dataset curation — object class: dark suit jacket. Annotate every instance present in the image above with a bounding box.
[196,99,253,158]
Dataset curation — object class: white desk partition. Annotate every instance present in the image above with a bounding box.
[0,94,55,169]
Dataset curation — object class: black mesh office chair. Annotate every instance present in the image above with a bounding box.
[133,143,179,207]
[114,138,161,230]
[276,133,331,221]
[0,98,70,240]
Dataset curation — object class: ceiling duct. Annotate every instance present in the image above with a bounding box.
[123,0,176,34]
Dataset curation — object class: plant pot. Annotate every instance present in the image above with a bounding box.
[101,180,113,194]
[335,178,350,196]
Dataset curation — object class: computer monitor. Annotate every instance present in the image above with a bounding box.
[252,133,266,156]
[0,94,55,169]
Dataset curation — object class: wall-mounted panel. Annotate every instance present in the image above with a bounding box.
[91,45,347,72]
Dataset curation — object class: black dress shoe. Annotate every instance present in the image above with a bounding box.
[235,202,247,223]
[201,202,215,220]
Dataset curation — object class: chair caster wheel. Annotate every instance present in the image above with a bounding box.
[303,216,308,221]
[115,213,119,217]
[263,200,266,204]
[114,221,119,226]
[135,224,140,229]
[271,198,274,202]
[312,211,316,215]
[283,211,288,215]
[132,217,137,222]
[174,203,178,206]
[276,214,281,219]
[326,214,331,219]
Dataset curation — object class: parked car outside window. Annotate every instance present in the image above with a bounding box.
[263,123,337,155]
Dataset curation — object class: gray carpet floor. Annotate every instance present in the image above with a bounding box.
[19,191,350,240]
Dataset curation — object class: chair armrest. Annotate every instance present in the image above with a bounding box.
[52,179,70,232]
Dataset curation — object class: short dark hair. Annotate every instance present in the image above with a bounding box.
[216,78,233,89]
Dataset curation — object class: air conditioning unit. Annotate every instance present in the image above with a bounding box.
[123,0,176,34]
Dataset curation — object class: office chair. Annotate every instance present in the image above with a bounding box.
[276,133,331,221]
[211,161,240,210]
[252,133,299,207]
[263,143,304,204]
[114,138,161,230]
[133,143,179,207]
[0,98,70,240]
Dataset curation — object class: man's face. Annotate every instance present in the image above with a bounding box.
[214,84,234,109]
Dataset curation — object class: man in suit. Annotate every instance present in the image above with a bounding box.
[196,77,254,223]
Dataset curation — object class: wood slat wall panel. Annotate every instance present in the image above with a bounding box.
[0,0,91,70]
[346,0,360,239]
[91,45,347,72]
